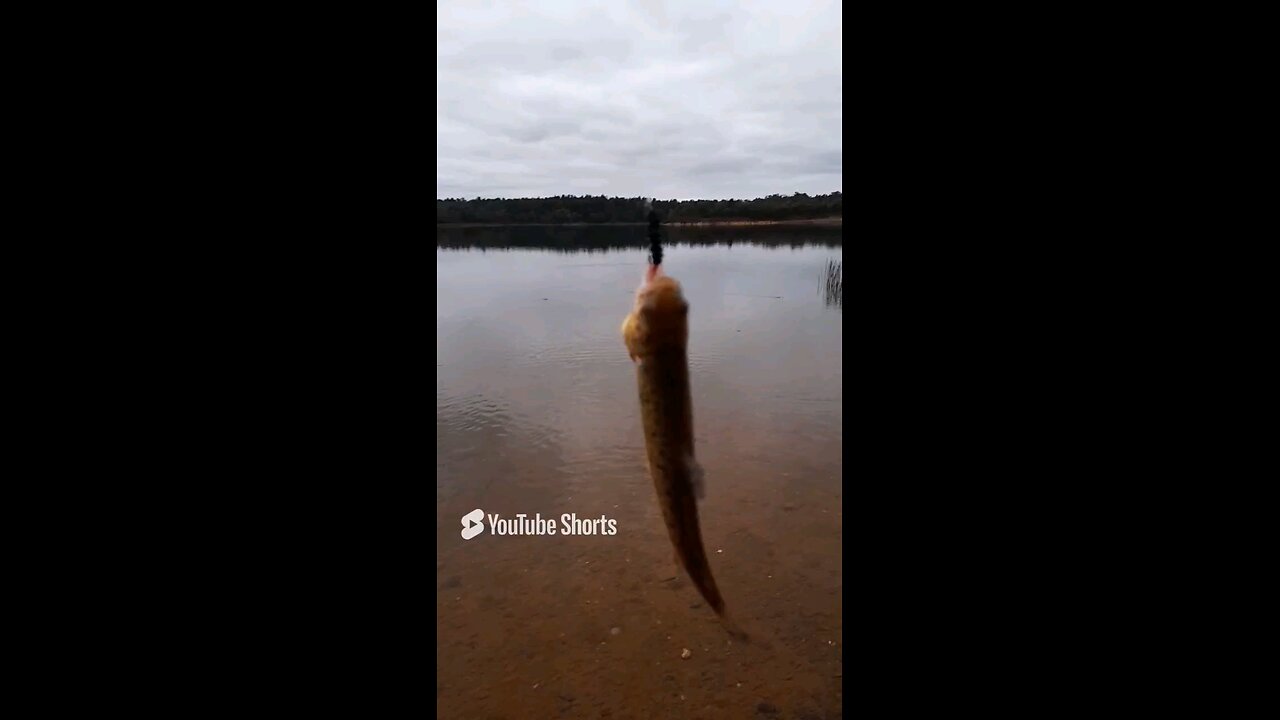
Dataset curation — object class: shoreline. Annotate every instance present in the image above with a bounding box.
[437,217,842,229]
[664,217,841,227]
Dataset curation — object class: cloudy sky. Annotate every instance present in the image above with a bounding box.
[437,0,842,201]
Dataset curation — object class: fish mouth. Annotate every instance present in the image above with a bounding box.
[635,273,685,312]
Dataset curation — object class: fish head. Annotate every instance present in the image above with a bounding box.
[622,267,689,360]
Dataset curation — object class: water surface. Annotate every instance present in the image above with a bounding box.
[437,226,843,719]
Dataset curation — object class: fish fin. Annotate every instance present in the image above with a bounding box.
[689,457,705,500]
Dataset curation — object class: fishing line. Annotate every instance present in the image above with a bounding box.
[647,198,663,267]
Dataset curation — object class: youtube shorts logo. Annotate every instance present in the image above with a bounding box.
[460,508,485,540]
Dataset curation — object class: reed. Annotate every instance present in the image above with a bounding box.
[822,259,842,307]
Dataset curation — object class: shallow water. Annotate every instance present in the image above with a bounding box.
[437,226,843,719]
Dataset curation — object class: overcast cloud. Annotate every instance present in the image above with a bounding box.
[437,0,842,200]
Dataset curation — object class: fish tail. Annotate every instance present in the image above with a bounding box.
[681,545,753,643]
[671,491,728,616]
[682,545,751,643]
[718,612,752,643]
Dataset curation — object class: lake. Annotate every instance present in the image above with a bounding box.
[437,225,843,719]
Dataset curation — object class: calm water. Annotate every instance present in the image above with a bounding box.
[437,226,843,719]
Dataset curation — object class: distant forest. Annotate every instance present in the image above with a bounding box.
[436,192,842,224]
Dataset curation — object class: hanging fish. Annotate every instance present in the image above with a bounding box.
[622,264,746,640]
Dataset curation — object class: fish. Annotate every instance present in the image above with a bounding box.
[622,265,747,640]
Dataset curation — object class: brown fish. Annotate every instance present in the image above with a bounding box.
[622,266,746,639]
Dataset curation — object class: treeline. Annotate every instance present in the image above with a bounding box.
[437,223,842,252]
[436,192,842,224]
